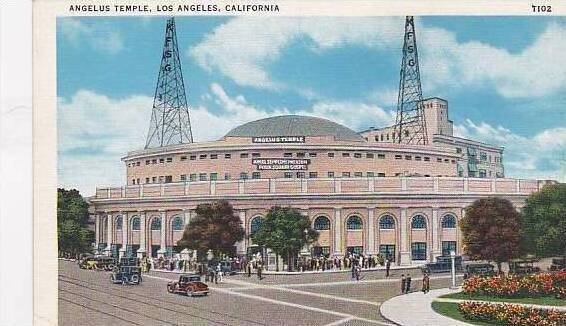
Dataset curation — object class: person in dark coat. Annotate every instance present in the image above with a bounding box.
[422,272,430,293]
[385,259,391,277]
[405,274,412,294]
[401,274,406,293]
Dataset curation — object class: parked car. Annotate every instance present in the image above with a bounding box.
[110,266,142,285]
[167,274,209,297]
[218,260,237,276]
[464,263,497,279]
[421,255,463,274]
[549,258,565,272]
[119,257,139,267]
[509,258,541,275]
[79,256,116,271]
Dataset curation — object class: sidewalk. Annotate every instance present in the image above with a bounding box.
[380,288,472,326]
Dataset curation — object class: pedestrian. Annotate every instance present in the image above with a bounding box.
[216,264,223,283]
[257,262,263,280]
[406,274,412,294]
[422,273,430,294]
[386,259,391,277]
[351,262,356,280]
[247,261,252,277]
[401,274,406,294]
[355,265,361,281]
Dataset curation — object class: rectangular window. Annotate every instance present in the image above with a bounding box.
[240,153,248,158]
[437,158,442,162]
[145,160,150,165]
[377,154,385,159]
[180,175,187,181]
[200,154,207,159]
[296,152,305,158]
[165,176,172,183]
[158,176,164,183]
[136,162,140,166]
[199,173,207,181]
[328,152,335,158]
[309,172,318,178]
[456,147,462,154]
[342,172,350,178]
[166,157,172,163]
[415,156,421,161]
[309,152,317,157]
[284,172,293,178]
[239,172,248,180]
[479,170,487,178]
[424,157,430,162]
[354,172,363,177]
[252,153,260,158]
[312,246,331,257]
[405,155,412,160]
[378,173,385,177]
[367,172,374,177]
[444,159,449,163]
[152,159,157,164]
[366,153,374,159]
[159,158,165,163]
[145,177,150,184]
[442,241,457,256]
[354,153,362,158]
[210,173,218,181]
[327,172,335,178]
[480,152,487,161]
[189,174,196,182]
[190,155,196,160]
[297,172,305,178]
[180,156,187,161]
[210,154,218,159]
[225,154,231,159]
[395,155,402,160]
[152,177,157,183]
[342,153,350,157]
[251,172,260,179]
[411,242,427,261]
[132,179,135,185]
[224,173,231,180]
[451,160,456,164]
[284,152,293,158]
[379,245,396,262]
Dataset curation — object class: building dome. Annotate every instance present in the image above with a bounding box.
[224,115,365,142]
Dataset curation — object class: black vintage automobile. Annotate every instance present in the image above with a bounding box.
[463,263,497,279]
[549,258,566,272]
[110,265,142,285]
[421,255,463,274]
[509,258,541,275]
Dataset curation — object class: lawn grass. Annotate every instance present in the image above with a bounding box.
[430,302,495,326]
[439,292,566,307]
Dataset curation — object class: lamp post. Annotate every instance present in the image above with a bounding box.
[449,250,457,289]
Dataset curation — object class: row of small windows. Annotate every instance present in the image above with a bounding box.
[393,154,455,164]
[113,216,184,231]
[248,214,457,233]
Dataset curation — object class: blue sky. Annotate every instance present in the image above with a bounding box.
[57,16,566,195]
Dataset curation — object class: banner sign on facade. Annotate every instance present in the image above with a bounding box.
[252,136,305,143]
[252,158,310,170]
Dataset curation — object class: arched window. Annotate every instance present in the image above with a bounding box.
[115,216,123,230]
[250,216,263,234]
[131,216,140,231]
[441,214,456,228]
[346,215,363,230]
[379,215,395,229]
[411,215,427,229]
[313,216,330,230]
[172,216,184,231]
[151,217,161,230]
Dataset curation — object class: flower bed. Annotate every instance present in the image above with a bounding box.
[458,301,566,326]
[462,270,566,298]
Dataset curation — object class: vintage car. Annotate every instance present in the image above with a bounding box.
[509,258,541,275]
[463,263,497,279]
[421,255,463,274]
[110,266,142,285]
[549,258,566,272]
[167,274,209,297]
[119,257,139,267]
[218,261,237,276]
[79,256,116,271]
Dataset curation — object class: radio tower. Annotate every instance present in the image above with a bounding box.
[145,17,193,148]
[393,16,428,145]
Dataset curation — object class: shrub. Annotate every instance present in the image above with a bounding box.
[462,270,566,298]
[458,301,566,326]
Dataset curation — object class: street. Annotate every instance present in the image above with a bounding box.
[59,260,461,326]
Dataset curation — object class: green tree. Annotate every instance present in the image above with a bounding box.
[461,197,523,272]
[177,200,245,261]
[521,183,566,259]
[251,206,319,272]
[57,188,94,258]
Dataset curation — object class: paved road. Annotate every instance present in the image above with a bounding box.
[59,260,462,326]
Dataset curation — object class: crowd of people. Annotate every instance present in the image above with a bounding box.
[297,253,388,273]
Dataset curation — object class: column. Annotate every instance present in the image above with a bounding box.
[184,210,191,227]
[366,207,375,255]
[399,208,410,265]
[236,211,246,256]
[94,214,100,249]
[137,211,147,258]
[431,208,441,259]
[157,210,166,257]
[104,213,113,255]
[119,212,128,258]
[458,208,465,255]
[333,207,342,255]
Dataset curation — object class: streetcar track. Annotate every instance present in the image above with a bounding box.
[59,296,143,326]
[59,274,265,326]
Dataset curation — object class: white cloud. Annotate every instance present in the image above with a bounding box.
[454,119,565,181]
[59,18,124,54]
[191,17,566,98]
[58,85,393,195]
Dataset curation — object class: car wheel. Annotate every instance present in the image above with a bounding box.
[122,276,128,285]
[110,274,116,283]
[187,289,194,297]
[131,274,140,284]
[167,285,174,293]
